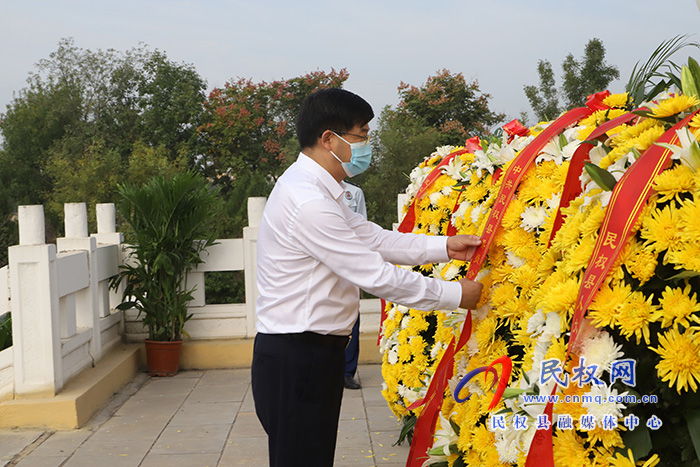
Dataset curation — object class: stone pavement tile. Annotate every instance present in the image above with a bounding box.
[113,393,187,418]
[171,370,204,380]
[334,446,377,467]
[63,453,143,467]
[198,368,250,386]
[362,386,389,407]
[370,431,410,464]
[358,364,384,388]
[186,381,248,404]
[150,424,230,455]
[88,416,169,443]
[62,439,153,467]
[218,436,267,466]
[340,394,366,420]
[25,430,91,456]
[169,401,240,426]
[68,439,153,457]
[140,452,220,467]
[136,377,199,397]
[15,455,66,467]
[335,418,371,448]
[239,387,255,412]
[367,408,403,432]
[228,411,266,438]
[0,430,43,466]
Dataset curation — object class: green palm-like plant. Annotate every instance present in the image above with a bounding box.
[111,172,218,341]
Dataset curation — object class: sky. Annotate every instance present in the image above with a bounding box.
[1,0,700,127]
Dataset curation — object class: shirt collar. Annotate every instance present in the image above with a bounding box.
[297,152,345,200]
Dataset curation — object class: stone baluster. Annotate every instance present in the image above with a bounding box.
[10,205,63,396]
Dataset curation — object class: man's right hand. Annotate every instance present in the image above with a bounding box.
[457,278,483,310]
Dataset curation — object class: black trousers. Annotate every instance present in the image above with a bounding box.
[251,332,347,467]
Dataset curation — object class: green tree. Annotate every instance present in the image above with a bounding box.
[198,69,349,186]
[524,38,620,121]
[358,70,503,229]
[397,69,504,142]
[0,38,206,238]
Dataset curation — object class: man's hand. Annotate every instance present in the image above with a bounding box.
[446,235,482,262]
[457,278,483,310]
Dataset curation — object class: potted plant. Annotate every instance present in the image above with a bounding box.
[111,172,218,376]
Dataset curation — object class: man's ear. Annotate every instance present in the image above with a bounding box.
[319,129,335,150]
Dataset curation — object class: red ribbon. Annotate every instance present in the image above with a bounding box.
[405,106,593,467]
[585,90,611,111]
[398,149,468,234]
[547,110,642,247]
[525,110,699,466]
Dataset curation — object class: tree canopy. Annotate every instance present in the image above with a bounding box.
[358,70,504,229]
[524,38,620,121]
[0,38,205,235]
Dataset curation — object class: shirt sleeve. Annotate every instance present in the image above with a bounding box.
[343,206,451,266]
[291,198,461,312]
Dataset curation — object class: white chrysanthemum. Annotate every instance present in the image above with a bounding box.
[521,205,547,231]
[582,384,628,420]
[442,263,462,281]
[471,204,484,224]
[506,251,527,268]
[429,190,443,206]
[527,310,547,336]
[387,345,399,365]
[545,193,561,211]
[580,331,624,377]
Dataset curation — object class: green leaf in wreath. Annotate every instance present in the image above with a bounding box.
[685,409,700,463]
[584,162,617,191]
[620,423,653,462]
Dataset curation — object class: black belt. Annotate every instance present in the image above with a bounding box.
[288,331,350,349]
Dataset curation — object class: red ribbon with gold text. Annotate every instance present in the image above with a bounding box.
[525,110,700,466]
[547,110,644,246]
[406,106,593,467]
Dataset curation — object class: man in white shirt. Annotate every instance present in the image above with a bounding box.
[251,88,482,467]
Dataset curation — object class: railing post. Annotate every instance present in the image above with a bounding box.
[10,205,63,396]
[243,197,266,338]
[92,203,124,318]
[57,203,101,361]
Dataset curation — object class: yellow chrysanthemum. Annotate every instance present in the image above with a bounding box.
[616,291,657,344]
[588,282,632,328]
[603,92,630,109]
[652,284,700,329]
[666,241,700,271]
[624,247,658,284]
[678,195,700,240]
[650,94,700,118]
[652,164,695,203]
[640,204,681,254]
[608,449,660,467]
[653,328,700,393]
[553,430,592,467]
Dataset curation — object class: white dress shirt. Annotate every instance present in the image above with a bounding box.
[255,153,462,336]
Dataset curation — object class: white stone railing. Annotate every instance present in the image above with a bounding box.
[0,196,385,400]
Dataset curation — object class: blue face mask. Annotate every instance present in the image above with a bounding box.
[330,132,372,177]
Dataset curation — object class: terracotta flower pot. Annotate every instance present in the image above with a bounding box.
[145,340,183,376]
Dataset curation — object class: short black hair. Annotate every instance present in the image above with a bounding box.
[296,88,374,149]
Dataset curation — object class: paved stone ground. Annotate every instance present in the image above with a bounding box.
[0,364,411,467]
